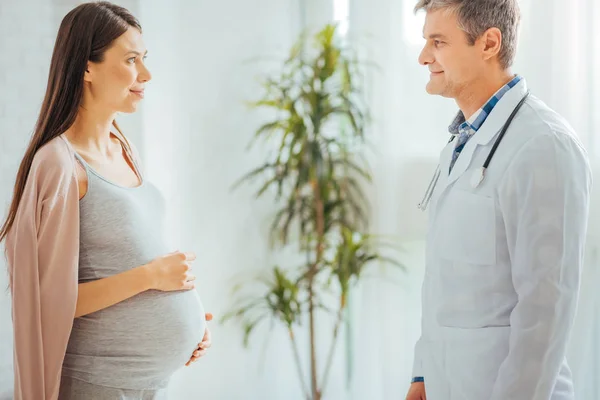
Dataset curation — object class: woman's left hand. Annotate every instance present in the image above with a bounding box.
[186,313,213,366]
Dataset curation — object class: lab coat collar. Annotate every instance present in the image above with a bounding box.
[471,78,529,146]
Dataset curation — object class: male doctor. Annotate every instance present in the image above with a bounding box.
[405,1,592,400]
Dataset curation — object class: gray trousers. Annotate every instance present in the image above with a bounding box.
[58,375,169,400]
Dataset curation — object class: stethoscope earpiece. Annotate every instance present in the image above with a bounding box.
[470,167,486,189]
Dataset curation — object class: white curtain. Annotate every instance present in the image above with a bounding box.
[347,0,600,398]
[511,1,600,398]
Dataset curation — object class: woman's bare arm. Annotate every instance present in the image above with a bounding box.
[74,265,151,318]
[74,251,196,318]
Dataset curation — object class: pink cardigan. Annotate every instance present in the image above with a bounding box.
[5,133,140,400]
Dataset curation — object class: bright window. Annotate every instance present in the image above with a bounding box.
[333,0,349,37]
[404,0,426,46]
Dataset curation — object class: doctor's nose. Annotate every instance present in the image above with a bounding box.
[419,46,434,66]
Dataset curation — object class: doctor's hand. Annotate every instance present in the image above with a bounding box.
[185,313,213,366]
[405,382,426,400]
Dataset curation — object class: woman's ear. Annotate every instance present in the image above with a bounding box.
[84,62,93,83]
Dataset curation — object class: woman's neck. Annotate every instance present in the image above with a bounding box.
[65,105,118,156]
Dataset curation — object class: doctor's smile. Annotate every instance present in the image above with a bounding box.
[407,0,591,400]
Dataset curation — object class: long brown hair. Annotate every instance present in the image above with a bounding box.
[0,2,141,243]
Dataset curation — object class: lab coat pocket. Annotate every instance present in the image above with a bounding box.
[437,189,496,265]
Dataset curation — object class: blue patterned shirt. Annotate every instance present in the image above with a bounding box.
[448,75,523,172]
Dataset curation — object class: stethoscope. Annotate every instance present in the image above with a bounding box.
[417,91,530,211]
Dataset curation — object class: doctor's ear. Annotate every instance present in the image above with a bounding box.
[480,27,503,63]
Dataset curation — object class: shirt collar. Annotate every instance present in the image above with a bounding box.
[448,75,523,136]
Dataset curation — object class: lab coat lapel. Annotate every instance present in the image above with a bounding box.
[445,137,478,187]
[432,140,455,207]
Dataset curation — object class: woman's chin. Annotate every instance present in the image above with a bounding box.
[119,102,140,114]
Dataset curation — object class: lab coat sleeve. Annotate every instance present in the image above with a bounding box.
[411,336,424,379]
[492,132,592,400]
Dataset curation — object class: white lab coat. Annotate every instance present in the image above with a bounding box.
[413,79,592,400]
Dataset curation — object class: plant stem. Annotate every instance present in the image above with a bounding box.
[310,177,326,400]
[288,328,310,400]
[320,304,345,396]
[308,274,320,400]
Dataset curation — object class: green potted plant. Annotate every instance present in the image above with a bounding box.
[224,24,401,400]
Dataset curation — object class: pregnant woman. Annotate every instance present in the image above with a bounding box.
[0,2,211,399]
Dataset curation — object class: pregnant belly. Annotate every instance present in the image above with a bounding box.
[65,289,206,388]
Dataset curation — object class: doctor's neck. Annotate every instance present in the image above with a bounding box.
[455,70,516,120]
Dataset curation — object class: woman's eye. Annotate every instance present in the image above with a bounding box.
[127,57,136,64]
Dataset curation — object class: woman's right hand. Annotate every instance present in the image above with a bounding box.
[144,251,196,291]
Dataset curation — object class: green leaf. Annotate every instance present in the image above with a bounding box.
[231,162,275,191]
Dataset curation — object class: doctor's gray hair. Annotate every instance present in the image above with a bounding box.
[414,0,520,70]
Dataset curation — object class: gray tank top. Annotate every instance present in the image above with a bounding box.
[62,138,206,390]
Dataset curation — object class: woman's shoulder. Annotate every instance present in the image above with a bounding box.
[31,135,77,177]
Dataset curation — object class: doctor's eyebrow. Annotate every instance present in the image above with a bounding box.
[423,33,448,40]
